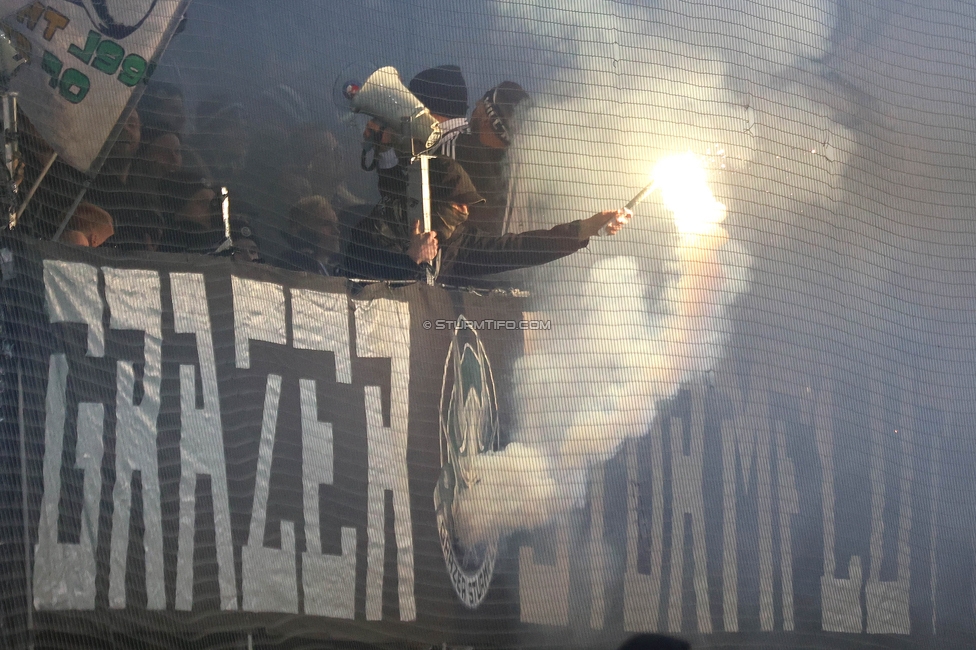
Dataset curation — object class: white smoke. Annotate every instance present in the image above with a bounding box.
[454,155,752,546]
[447,0,842,546]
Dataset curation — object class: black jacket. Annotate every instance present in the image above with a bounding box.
[344,205,586,283]
[279,248,346,277]
[452,133,509,235]
[435,220,585,284]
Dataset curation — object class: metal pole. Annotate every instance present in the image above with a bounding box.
[211,186,233,253]
[13,152,56,227]
[3,92,18,230]
[420,155,431,233]
[419,155,437,285]
[50,181,89,242]
[2,93,16,178]
[17,361,33,650]
[221,186,230,239]
[401,115,437,284]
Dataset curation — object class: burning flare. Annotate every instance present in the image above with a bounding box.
[450,151,749,548]
[653,151,727,236]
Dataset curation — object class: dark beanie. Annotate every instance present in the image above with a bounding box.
[409,65,468,120]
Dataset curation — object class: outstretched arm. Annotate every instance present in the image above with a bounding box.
[577,207,633,240]
[443,207,632,280]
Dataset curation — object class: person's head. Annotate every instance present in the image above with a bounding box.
[278,171,313,211]
[60,203,114,247]
[253,84,310,137]
[141,131,183,176]
[284,125,343,200]
[109,107,141,161]
[232,236,261,263]
[176,185,217,227]
[616,634,691,650]
[409,65,468,121]
[428,157,484,239]
[286,195,341,257]
[471,81,530,149]
[138,81,186,135]
[194,96,249,178]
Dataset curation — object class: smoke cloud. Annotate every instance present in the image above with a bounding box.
[444,0,845,545]
[455,169,751,544]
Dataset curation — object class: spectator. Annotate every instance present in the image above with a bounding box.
[140,130,183,177]
[453,81,530,234]
[239,83,312,257]
[191,96,249,189]
[278,124,357,209]
[120,128,191,251]
[409,64,470,156]
[363,64,470,202]
[99,107,142,186]
[252,84,311,140]
[138,81,187,135]
[280,195,344,276]
[364,80,531,234]
[117,111,226,254]
[139,80,213,187]
[155,173,221,253]
[58,203,114,247]
[89,108,166,251]
[344,157,630,283]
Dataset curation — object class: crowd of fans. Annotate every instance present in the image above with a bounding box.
[15,64,631,285]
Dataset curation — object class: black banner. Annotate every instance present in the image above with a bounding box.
[1,237,974,650]
[1,238,533,648]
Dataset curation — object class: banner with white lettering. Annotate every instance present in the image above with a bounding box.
[1,0,187,172]
[1,237,973,649]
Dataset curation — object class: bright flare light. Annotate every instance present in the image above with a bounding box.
[652,152,726,235]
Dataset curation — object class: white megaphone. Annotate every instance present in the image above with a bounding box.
[343,66,441,150]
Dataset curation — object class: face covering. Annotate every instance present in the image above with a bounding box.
[432,202,469,240]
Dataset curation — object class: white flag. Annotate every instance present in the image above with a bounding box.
[2,0,187,172]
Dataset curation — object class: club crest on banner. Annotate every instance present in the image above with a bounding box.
[435,316,500,609]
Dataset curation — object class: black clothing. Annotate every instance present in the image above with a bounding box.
[154,173,224,253]
[409,65,469,120]
[157,217,225,254]
[374,132,510,234]
[343,199,416,280]
[436,220,585,284]
[280,248,346,277]
[344,200,586,283]
[453,132,509,235]
[88,171,164,251]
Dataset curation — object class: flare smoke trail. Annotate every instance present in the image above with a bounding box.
[454,152,751,546]
[446,0,838,546]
